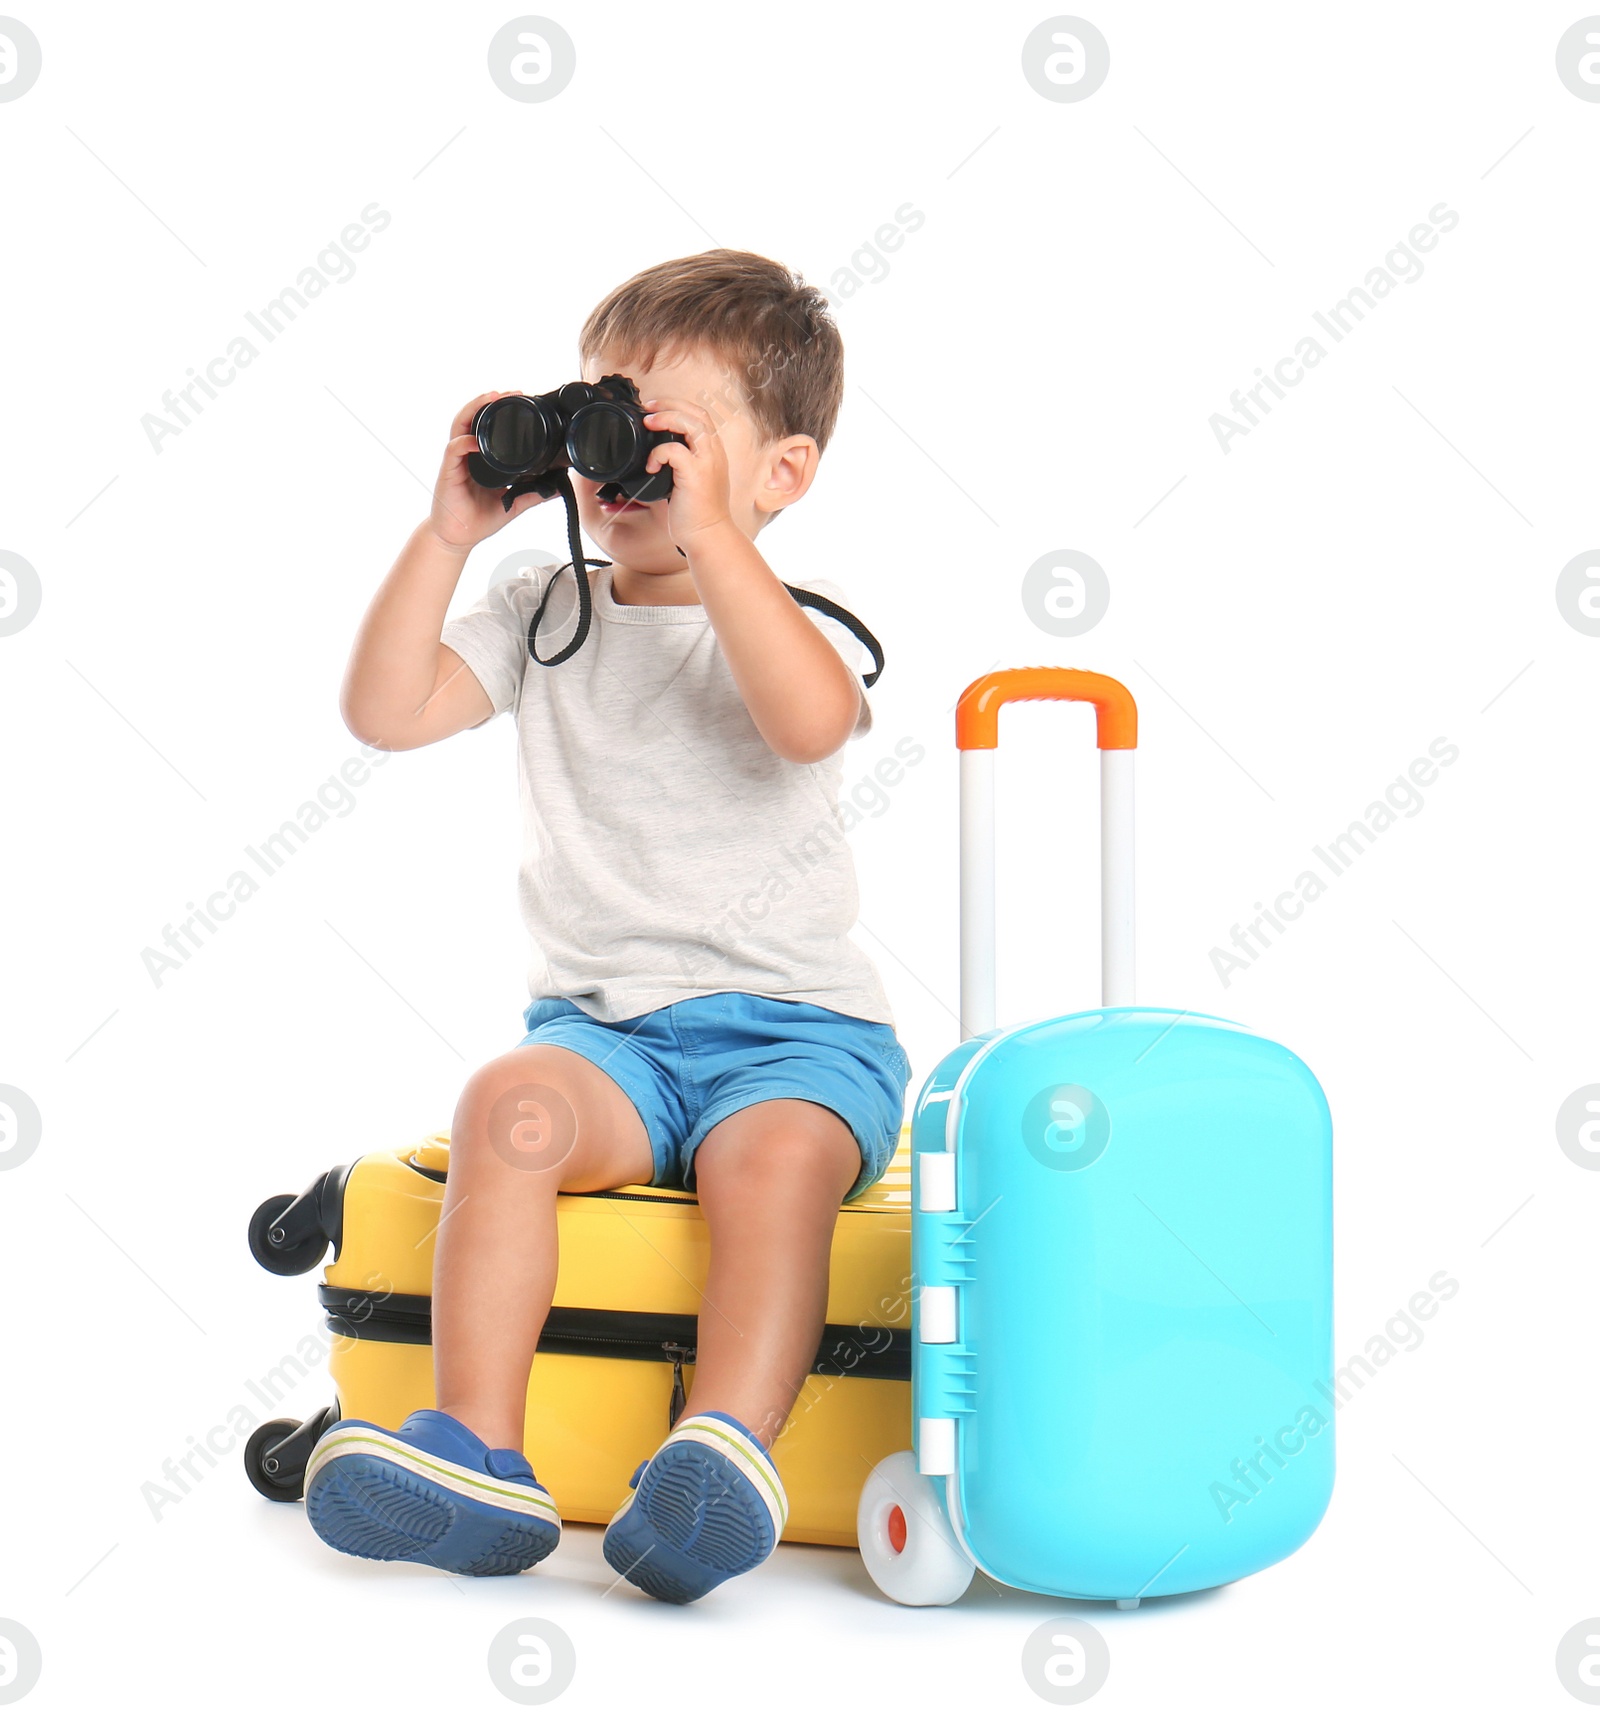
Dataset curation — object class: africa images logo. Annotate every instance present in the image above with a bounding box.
[1208,204,1460,454]
[1022,1084,1111,1172]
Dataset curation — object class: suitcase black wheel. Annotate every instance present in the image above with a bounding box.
[244,1419,305,1502]
[248,1195,327,1275]
[247,1167,350,1276]
[244,1404,339,1502]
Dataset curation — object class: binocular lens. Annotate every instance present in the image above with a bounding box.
[467,375,674,504]
[476,396,564,476]
[566,401,640,483]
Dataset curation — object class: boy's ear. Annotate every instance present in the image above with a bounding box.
[754,434,820,520]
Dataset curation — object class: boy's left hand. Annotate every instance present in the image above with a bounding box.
[641,399,738,550]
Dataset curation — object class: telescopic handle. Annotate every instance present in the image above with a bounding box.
[955,668,1138,1038]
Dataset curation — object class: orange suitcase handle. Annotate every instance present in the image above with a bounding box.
[955,667,1137,751]
[954,667,1138,1025]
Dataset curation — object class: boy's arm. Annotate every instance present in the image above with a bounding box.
[678,526,862,764]
[341,391,552,751]
[341,526,491,750]
[642,403,863,766]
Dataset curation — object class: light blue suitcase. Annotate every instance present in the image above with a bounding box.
[856,669,1333,1607]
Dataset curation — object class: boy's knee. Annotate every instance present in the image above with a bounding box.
[696,1105,858,1201]
[453,1048,583,1177]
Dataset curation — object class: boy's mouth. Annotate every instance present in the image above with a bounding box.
[597,495,649,517]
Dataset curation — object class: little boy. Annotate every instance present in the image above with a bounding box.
[304,250,908,1601]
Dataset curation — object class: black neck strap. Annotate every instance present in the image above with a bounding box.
[779,583,884,688]
[515,476,884,687]
[525,470,608,669]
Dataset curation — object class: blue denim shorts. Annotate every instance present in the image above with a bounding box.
[518,992,910,1201]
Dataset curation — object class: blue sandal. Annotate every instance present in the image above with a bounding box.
[305,1409,560,1577]
[603,1411,788,1602]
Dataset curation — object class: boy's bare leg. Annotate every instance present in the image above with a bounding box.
[432,1043,653,1452]
[682,1099,861,1447]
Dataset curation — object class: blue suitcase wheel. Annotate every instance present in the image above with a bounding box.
[857,1450,974,1606]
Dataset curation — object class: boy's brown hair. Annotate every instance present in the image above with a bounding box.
[580,249,844,453]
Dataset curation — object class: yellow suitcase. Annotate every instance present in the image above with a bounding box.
[245,1129,912,1547]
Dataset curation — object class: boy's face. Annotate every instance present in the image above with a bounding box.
[572,345,812,577]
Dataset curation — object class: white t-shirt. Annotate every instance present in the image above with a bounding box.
[441,559,894,1025]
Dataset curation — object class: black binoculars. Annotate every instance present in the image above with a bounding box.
[467,374,684,507]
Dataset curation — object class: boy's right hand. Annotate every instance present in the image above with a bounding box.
[429,392,556,552]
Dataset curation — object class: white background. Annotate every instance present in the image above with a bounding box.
[1,1,1596,1716]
